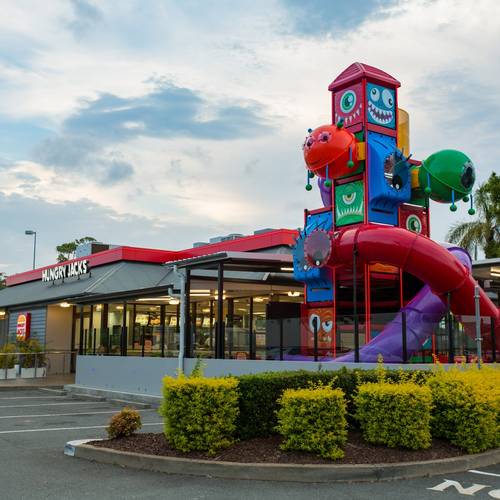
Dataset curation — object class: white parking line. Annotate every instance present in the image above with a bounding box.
[0,409,155,419]
[0,422,163,434]
[469,469,500,478]
[0,402,110,409]
[0,396,67,400]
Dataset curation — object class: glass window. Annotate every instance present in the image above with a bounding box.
[164,303,179,357]
[192,300,215,358]
[92,304,103,354]
[226,298,251,360]
[107,304,124,355]
[131,304,161,356]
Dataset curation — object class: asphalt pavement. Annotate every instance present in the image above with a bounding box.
[0,386,498,500]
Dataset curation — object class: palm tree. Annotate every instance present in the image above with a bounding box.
[447,173,500,259]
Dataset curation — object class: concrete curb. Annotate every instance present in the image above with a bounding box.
[65,441,500,483]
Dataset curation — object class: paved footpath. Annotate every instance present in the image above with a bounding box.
[0,387,498,500]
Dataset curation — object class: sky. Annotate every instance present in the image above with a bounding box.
[1,0,499,275]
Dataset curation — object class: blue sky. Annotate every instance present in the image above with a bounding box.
[1,0,499,274]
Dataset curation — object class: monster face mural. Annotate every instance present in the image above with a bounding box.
[335,180,364,226]
[399,204,428,236]
[334,83,363,127]
[302,307,334,353]
[367,83,396,128]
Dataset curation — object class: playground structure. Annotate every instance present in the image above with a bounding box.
[292,62,499,363]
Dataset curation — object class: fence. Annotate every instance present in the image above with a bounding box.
[0,350,76,380]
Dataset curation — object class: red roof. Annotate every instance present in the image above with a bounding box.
[5,229,299,286]
[328,62,401,91]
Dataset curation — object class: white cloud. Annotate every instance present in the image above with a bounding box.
[1,0,499,273]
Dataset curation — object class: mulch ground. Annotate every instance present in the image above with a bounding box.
[90,432,465,464]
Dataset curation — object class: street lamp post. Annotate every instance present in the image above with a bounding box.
[25,230,37,270]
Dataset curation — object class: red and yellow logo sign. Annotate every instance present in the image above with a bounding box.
[16,313,31,342]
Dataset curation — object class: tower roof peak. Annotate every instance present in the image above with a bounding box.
[328,62,401,91]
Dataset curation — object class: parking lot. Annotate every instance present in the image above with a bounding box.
[0,386,498,499]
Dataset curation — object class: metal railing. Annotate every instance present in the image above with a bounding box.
[0,350,77,379]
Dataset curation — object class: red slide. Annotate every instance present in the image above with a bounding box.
[310,224,499,345]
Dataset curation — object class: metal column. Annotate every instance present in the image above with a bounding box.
[353,245,360,363]
[216,262,225,359]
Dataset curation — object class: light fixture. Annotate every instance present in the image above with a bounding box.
[116,305,124,310]
[169,299,180,305]
[25,229,37,270]
[287,291,301,297]
[491,267,500,274]
[59,302,71,308]
[491,272,500,278]
[280,267,294,272]
[95,304,102,311]
[253,297,265,302]
[0,310,6,317]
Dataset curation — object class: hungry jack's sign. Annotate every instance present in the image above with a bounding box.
[41,260,90,283]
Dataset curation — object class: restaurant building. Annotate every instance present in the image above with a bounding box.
[0,229,306,370]
[0,230,498,391]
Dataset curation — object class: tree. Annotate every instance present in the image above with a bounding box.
[56,237,97,262]
[447,173,500,258]
[0,272,6,289]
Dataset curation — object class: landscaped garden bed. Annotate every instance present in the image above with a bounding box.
[89,431,465,465]
[85,364,499,471]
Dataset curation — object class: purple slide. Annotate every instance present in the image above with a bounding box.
[335,246,472,363]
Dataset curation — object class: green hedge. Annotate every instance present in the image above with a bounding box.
[236,367,429,439]
[276,386,347,459]
[159,375,239,455]
[427,367,500,453]
[354,382,433,449]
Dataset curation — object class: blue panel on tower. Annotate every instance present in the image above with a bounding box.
[367,131,411,226]
[293,210,334,303]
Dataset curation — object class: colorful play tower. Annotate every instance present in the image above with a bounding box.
[292,62,499,363]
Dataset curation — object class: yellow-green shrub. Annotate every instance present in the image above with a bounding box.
[276,386,347,460]
[427,366,500,453]
[355,382,432,450]
[159,375,239,455]
[107,407,142,439]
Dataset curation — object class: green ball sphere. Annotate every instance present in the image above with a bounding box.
[305,184,312,191]
[324,179,332,188]
[462,195,469,202]
[308,171,315,179]
[450,204,457,212]
[424,186,432,195]
[347,160,355,168]
[468,208,476,216]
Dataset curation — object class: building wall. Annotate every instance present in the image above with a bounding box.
[8,307,47,345]
[0,314,8,346]
[74,355,434,397]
